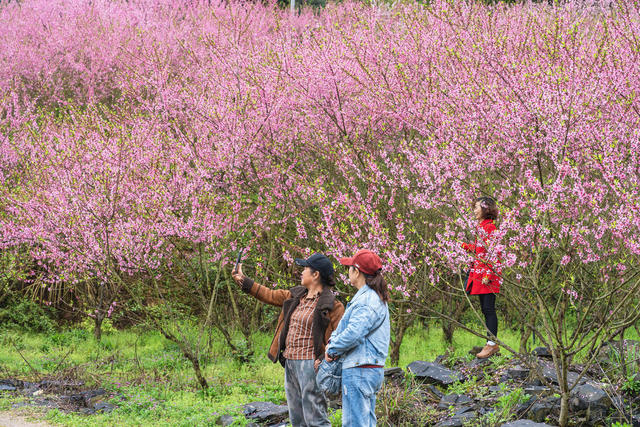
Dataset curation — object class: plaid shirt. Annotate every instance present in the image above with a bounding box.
[283,294,319,360]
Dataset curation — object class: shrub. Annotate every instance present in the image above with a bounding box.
[0,299,55,333]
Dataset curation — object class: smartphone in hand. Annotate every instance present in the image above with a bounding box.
[233,249,244,274]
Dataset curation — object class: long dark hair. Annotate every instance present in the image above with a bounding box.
[363,270,389,303]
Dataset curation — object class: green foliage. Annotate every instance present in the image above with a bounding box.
[602,341,640,378]
[489,353,509,369]
[447,376,478,395]
[376,374,437,425]
[473,387,530,425]
[0,299,55,333]
[80,317,117,337]
[329,408,342,427]
[621,375,640,396]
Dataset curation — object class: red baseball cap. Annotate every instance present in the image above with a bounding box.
[339,249,382,276]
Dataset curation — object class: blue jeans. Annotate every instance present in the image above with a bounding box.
[342,367,384,427]
[284,359,330,427]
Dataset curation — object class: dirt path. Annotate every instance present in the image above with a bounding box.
[0,412,51,427]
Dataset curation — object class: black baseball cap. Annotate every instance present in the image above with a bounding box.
[294,253,335,280]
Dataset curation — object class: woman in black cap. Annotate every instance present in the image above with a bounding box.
[232,253,344,427]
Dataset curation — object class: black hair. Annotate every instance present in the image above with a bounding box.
[309,268,336,288]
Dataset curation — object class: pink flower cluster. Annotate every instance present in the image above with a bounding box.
[0,0,638,304]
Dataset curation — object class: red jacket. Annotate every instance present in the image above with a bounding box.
[462,219,501,295]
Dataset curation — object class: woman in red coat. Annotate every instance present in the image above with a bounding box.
[462,196,502,359]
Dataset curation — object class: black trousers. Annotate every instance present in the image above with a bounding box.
[478,293,498,340]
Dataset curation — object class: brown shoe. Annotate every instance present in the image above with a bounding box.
[476,344,500,359]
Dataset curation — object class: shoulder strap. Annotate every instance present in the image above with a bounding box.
[365,307,387,339]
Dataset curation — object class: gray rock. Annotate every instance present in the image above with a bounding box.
[523,386,550,397]
[478,407,495,416]
[538,364,584,387]
[569,383,611,413]
[407,361,463,386]
[383,367,404,382]
[65,388,107,407]
[501,420,554,427]
[435,411,476,427]
[528,399,559,423]
[84,389,107,406]
[0,379,19,391]
[93,401,116,413]
[437,394,473,410]
[507,366,530,381]
[384,367,403,377]
[516,396,559,422]
[469,358,491,368]
[21,383,38,396]
[243,401,289,424]
[453,405,475,416]
[12,402,29,409]
[217,415,235,426]
[532,347,552,358]
[434,354,448,364]
[33,397,58,408]
[427,384,444,398]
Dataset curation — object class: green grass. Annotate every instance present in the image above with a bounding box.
[396,324,522,367]
[1,321,635,426]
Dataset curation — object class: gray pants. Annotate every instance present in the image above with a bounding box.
[284,359,330,427]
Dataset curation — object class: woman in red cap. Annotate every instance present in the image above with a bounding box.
[462,196,502,359]
[232,253,344,427]
[325,249,390,427]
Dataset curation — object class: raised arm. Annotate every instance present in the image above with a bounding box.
[232,264,291,307]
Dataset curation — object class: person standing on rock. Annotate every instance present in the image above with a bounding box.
[325,249,390,427]
[232,253,344,427]
[462,196,502,359]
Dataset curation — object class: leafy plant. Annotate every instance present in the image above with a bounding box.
[0,299,55,333]
[376,375,437,426]
[474,387,530,425]
[621,375,640,396]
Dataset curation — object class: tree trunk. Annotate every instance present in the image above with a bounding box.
[519,324,532,354]
[184,349,208,390]
[559,390,569,427]
[557,354,570,427]
[159,326,209,390]
[390,311,413,366]
[94,314,104,342]
[442,318,455,344]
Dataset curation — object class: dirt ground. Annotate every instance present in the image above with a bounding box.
[0,412,51,427]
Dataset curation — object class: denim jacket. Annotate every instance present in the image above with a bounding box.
[326,284,390,369]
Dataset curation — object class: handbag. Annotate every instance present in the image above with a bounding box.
[316,358,342,396]
[316,309,388,396]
